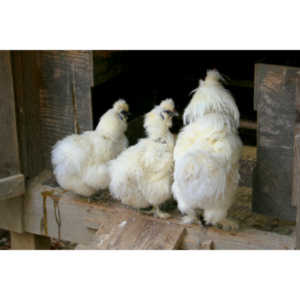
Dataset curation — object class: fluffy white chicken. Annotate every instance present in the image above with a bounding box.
[109,99,177,218]
[172,70,243,230]
[51,99,129,197]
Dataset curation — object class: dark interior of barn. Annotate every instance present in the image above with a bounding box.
[92,50,300,146]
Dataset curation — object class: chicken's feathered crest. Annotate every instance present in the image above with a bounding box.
[96,99,129,139]
[183,69,239,128]
[113,99,129,113]
[144,99,174,141]
[160,98,175,112]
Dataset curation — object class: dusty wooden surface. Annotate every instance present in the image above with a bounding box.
[253,63,299,221]
[24,171,295,250]
[0,51,24,233]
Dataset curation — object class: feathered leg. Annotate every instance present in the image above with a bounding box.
[140,206,170,219]
[204,209,239,231]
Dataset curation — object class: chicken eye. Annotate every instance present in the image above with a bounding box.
[119,110,130,120]
[164,110,173,116]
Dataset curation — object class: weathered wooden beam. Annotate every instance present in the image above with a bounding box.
[10,232,51,250]
[0,51,24,233]
[11,51,94,178]
[11,51,44,179]
[0,174,25,201]
[253,63,299,221]
[24,171,295,250]
[39,51,94,169]
[0,51,21,178]
[295,130,300,248]
[240,119,257,130]
[292,76,300,207]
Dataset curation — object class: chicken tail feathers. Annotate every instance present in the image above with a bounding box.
[174,150,227,202]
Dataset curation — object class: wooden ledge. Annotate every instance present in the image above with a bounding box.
[23,171,295,250]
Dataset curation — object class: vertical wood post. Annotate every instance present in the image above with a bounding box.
[0,51,24,233]
[253,64,299,221]
[10,232,51,250]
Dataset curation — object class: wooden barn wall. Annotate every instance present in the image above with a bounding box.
[0,52,21,179]
[0,51,24,232]
[12,51,94,180]
[253,63,299,221]
[39,51,93,168]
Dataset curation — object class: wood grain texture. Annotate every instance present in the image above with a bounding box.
[292,76,300,207]
[39,51,93,168]
[0,51,20,178]
[11,51,44,179]
[0,174,25,201]
[253,63,300,220]
[24,171,295,250]
[253,146,296,220]
[255,64,297,148]
[292,126,300,207]
[11,51,94,176]
[0,51,24,233]
[89,216,186,250]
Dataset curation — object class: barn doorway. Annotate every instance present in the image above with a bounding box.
[91,50,300,146]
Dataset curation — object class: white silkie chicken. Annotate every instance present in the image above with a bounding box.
[172,70,243,230]
[51,99,129,197]
[109,99,177,218]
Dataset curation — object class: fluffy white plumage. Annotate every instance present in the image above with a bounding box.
[51,99,129,197]
[173,70,243,229]
[109,99,177,218]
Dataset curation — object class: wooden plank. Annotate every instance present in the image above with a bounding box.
[255,64,297,149]
[295,128,300,248]
[11,51,44,179]
[0,196,24,233]
[253,63,300,220]
[0,174,25,201]
[39,51,93,168]
[292,125,300,207]
[292,76,300,207]
[87,215,186,250]
[240,119,257,130]
[0,51,20,178]
[253,146,296,220]
[0,51,24,233]
[10,232,51,250]
[24,171,295,250]
[11,51,94,177]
